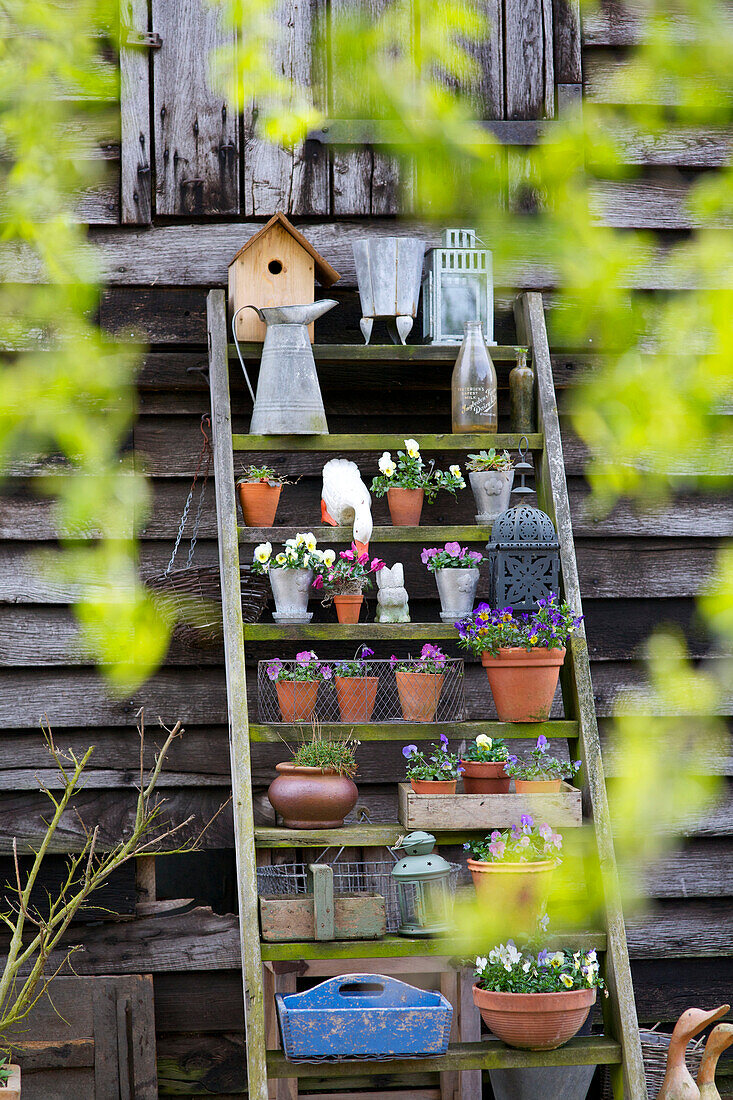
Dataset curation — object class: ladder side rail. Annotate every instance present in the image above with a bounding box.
[514,291,646,1100]
[207,289,269,1100]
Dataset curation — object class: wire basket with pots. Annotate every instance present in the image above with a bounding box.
[236,464,294,527]
[252,532,325,624]
[267,724,360,830]
[472,942,606,1051]
[506,735,581,793]
[332,646,380,722]
[402,736,463,794]
[459,733,511,794]
[466,448,514,525]
[370,439,466,526]
[421,542,484,623]
[265,652,333,723]
[455,594,584,722]
[391,644,451,722]
[464,816,562,929]
[312,543,385,623]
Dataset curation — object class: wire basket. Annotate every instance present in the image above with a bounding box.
[257,860,461,935]
[257,658,465,723]
[600,1028,706,1100]
[147,564,268,647]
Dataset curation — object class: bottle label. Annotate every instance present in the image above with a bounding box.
[458,387,497,416]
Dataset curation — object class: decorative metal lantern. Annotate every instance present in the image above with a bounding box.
[422,229,494,345]
[487,441,560,612]
[390,831,454,937]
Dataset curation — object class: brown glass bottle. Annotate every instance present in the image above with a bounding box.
[509,347,535,433]
[451,321,497,432]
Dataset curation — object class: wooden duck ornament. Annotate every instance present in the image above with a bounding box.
[657,1005,730,1100]
[697,1024,733,1099]
[321,459,373,555]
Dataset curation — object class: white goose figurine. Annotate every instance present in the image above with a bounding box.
[321,459,373,555]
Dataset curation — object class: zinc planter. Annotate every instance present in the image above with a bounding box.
[237,481,282,526]
[276,680,320,723]
[267,763,358,829]
[333,594,364,623]
[459,760,510,794]
[472,985,596,1051]
[334,675,379,722]
[269,566,314,624]
[410,778,457,794]
[515,778,562,794]
[488,1016,596,1100]
[469,468,514,525]
[396,670,444,722]
[434,567,480,624]
[481,647,566,723]
[387,487,424,526]
[466,858,556,928]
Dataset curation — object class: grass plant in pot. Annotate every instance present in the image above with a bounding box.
[312,543,385,623]
[392,644,448,722]
[0,1058,20,1099]
[371,439,466,526]
[466,448,514,525]
[333,646,380,722]
[464,816,562,929]
[402,736,462,794]
[267,724,359,829]
[507,734,581,793]
[236,464,292,527]
[266,651,332,723]
[422,542,483,623]
[252,532,324,624]
[472,942,605,1050]
[460,733,511,794]
[456,594,583,722]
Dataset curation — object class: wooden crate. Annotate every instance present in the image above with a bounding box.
[260,892,387,942]
[397,781,582,830]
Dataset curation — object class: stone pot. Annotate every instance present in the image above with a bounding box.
[237,481,282,526]
[333,593,364,623]
[2,1065,20,1100]
[387,487,424,526]
[269,566,314,624]
[459,759,510,794]
[334,675,379,722]
[410,778,457,794]
[481,647,566,722]
[395,670,444,722]
[515,778,562,793]
[267,763,358,828]
[469,468,514,526]
[466,857,557,928]
[434,566,480,624]
[275,680,320,723]
[472,985,596,1051]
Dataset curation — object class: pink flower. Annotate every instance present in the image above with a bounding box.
[488,840,505,859]
[490,830,502,842]
[371,557,385,571]
[312,575,324,590]
[445,542,462,558]
[357,551,369,565]
[539,823,552,840]
[518,835,530,848]
[421,547,438,564]
[340,549,354,561]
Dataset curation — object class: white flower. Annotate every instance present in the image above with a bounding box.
[309,548,324,561]
[379,451,395,475]
[505,942,522,966]
[475,734,492,749]
[303,532,317,552]
[449,464,461,477]
[285,545,299,562]
[475,956,488,971]
[323,549,336,566]
[560,972,574,989]
[285,538,298,549]
[275,553,287,566]
[522,960,531,973]
[295,532,307,546]
[254,542,272,564]
[404,438,420,458]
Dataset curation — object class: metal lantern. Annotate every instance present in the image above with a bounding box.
[422,229,494,345]
[390,831,454,937]
[487,440,560,612]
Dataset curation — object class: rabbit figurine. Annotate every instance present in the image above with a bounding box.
[375,563,410,623]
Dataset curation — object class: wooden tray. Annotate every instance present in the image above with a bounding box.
[397,781,582,830]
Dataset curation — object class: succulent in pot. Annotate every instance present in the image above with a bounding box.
[402,736,462,794]
[466,448,514,525]
[0,1057,20,1099]
[460,733,511,794]
[312,543,385,623]
[464,816,562,926]
[371,439,466,526]
[252,532,324,624]
[506,734,581,793]
[391,643,448,722]
[236,464,293,527]
[472,942,605,1050]
[266,651,332,723]
[455,594,583,722]
[333,646,380,722]
[267,723,359,829]
[421,542,483,623]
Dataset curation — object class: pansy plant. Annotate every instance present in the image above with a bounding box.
[461,733,510,763]
[252,532,327,575]
[312,543,385,598]
[333,646,376,678]
[402,736,462,782]
[455,593,583,658]
[266,651,332,683]
[505,735,582,782]
[474,943,605,995]
[421,542,484,571]
[390,643,448,676]
[465,815,563,863]
[370,438,466,502]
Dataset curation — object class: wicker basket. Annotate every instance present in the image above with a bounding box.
[147,564,268,647]
[601,1027,706,1099]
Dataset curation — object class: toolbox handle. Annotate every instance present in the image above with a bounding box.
[338,980,384,997]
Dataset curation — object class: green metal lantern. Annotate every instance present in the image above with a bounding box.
[391,831,454,937]
[422,228,494,345]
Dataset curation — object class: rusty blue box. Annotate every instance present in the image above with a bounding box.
[276,972,453,1060]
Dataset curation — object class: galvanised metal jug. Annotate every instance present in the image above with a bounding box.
[232,301,337,434]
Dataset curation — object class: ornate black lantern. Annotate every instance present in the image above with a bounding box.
[487,441,560,611]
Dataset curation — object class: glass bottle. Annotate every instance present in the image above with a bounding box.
[509,346,535,433]
[451,321,497,432]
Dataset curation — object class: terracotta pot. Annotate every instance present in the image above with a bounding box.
[2,1064,20,1100]
[395,670,444,722]
[333,593,364,623]
[460,759,510,794]
[387,487,424,526]
[237,480,282,526]
[515,778,562,794]
[466,857,557,919]
[410,778,457,794]
[275,679,320,722]
[267,763,358,828]
[334,675,379,722]
[472,985,596,1051]
[481,647,566,723]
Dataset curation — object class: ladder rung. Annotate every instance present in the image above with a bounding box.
[255,822,584,847]
[229,343,526,364]
[244,622,481,641]
[239,525,493,543]
[250,720,579,742]
[232,432,543,452]
[261,931,607,962]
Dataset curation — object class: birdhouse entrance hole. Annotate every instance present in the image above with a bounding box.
[268,259,283,275]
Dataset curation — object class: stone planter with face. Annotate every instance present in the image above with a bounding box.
[269,567,314,624]
[434,566,480,624]
[469,468,514,526]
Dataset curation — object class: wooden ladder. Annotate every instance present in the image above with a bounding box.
[207,288,646,1100]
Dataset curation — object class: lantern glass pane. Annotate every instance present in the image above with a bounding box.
[440,274,485,340]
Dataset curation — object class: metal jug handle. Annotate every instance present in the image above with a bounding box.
[231,305,263,405]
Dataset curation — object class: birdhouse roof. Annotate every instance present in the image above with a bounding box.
[229,212,340,287]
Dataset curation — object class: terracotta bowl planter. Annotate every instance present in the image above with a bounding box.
[333,593,364,623]
[472,985,596,1050]
[410,778,457,794]
[460,760,510,794]
[275,679,319,722]
[237,481,282,526]
[334,675,379,722]
[387,487,424,526]
[395,670,444,722]
[515,778,562,794]
[481,647,566,723]
[267,763,358,828]
[466,858,557,925]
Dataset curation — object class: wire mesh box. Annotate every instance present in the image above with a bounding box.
[257,658,465,724]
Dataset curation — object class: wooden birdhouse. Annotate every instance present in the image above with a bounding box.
[228,212,340,342]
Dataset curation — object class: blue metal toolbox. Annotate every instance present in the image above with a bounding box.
[275,972,453,1060]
